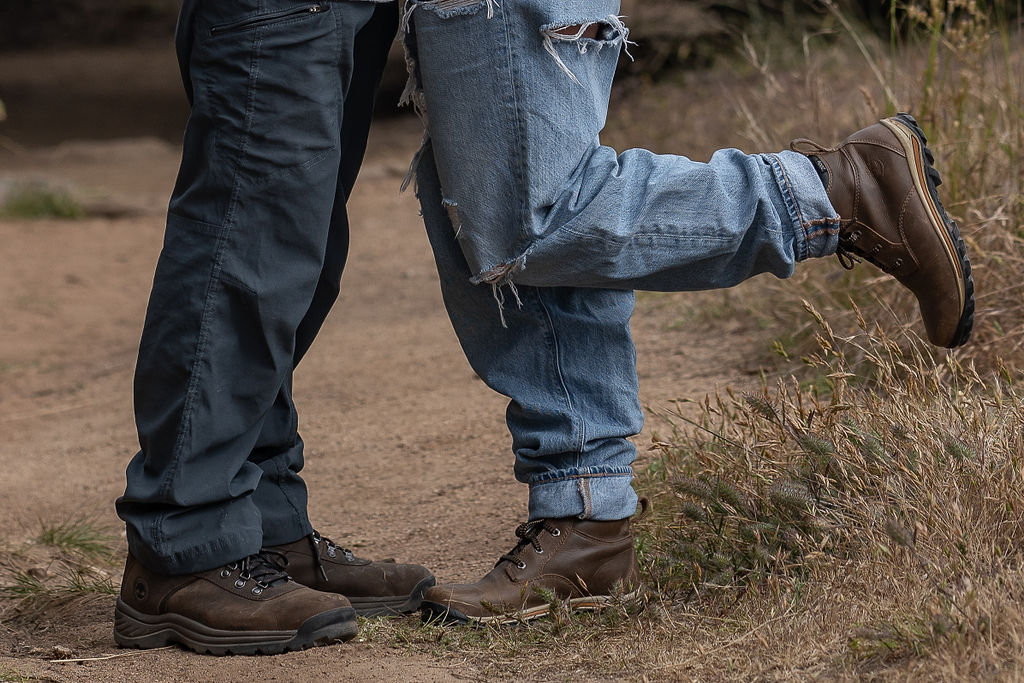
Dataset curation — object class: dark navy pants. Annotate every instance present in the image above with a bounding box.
[116,0,399,575]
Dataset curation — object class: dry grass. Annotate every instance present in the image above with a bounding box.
[0,519,120,625]
[640,307,1024,679]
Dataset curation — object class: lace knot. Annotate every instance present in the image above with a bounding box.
[497,520,561,569]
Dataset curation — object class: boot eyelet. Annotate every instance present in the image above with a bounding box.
[327,548,336,558]
[550,529,561,537]
[535,548,544,554]
[220,569,231,578]
[252,586,263,595]
[227,563,239,571]
[516,561,527,570]
[235,579,247,589]
[893,258,903,268]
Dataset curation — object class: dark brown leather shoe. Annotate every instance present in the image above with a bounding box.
[792,113,974,348]
[267,531,435,617]
[114,551,358,655]
[420,517,644,626]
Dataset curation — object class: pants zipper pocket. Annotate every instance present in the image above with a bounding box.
[210,3,329,36]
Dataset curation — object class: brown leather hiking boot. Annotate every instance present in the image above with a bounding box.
[420,517,644,626]
[792,113,974,348]
[267,531,435,617]
[114,551,358,655]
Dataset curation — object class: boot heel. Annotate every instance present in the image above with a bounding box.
[114,598,174,649]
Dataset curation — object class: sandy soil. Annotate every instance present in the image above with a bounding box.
[0,49,762,682]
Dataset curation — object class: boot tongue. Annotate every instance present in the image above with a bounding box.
[807,155,831,189]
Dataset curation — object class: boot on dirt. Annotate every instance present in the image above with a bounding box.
[266,531,435,617]
[114,551,358,655]
[792,113,974,348]
[419,516,644,626]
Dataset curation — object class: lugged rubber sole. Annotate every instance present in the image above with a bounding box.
[114,599,358,656]
[881,113,975,348]
[348,575,436,617]
[420,587,646,627]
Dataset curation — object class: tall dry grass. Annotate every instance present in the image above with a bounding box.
[640,307,1024,678]
[628,1,1024,678]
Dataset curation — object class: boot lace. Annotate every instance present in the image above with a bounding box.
[222,551,291,592]
[304,530,358,581]
[836,235,896,273]
[497,520,561,570]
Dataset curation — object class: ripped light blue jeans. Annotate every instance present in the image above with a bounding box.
[404,0,840,521]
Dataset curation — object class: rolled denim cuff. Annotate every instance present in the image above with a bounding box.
[764,150,840,261]
[528,466,638,521]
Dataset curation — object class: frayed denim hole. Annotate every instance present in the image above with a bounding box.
[539,15,633,85]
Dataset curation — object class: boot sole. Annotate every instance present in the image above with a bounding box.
[114,598,358,656]
[881,113,975,348]
[420,587,646,627]
[348,575,436,617]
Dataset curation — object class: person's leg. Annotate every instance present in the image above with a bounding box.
[404,0,973,624]
[115,1,393,653]
[415,140,645,624]
[405,0,972,349]
[117,0,373,578]
[405,3,647,617]
[417,141,642,523]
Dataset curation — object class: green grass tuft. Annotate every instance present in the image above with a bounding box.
[37,518,116,562]
[1,184,84,219]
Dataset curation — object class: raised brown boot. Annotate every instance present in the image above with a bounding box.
[114,551,358,655]
[267,531,435,617]
[792,113,974,348]
[420,517,643,626]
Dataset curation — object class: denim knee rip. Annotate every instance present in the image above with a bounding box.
[399,1,634,313]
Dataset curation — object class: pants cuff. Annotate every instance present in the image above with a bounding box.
[765,150,840,261]
[528,466,637,521]
[126,526,262,576]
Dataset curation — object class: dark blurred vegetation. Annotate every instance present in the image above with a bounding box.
[621,0,1020,75]
[0,0,920,55]
[0,0,179,50]
[3,0,1020,56]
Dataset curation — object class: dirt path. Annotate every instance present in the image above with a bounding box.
[0,106,761,680]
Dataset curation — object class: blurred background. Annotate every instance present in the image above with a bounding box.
[0,0,900,147]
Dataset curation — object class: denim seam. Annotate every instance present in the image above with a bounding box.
[273,456,308,535]
[165,211,228,235]
[499,4,531,258]
[578,478,593,518]
[560,225,735,245]
[534,289,586,460]
[154,28,263,554]
[770,153,839,260]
